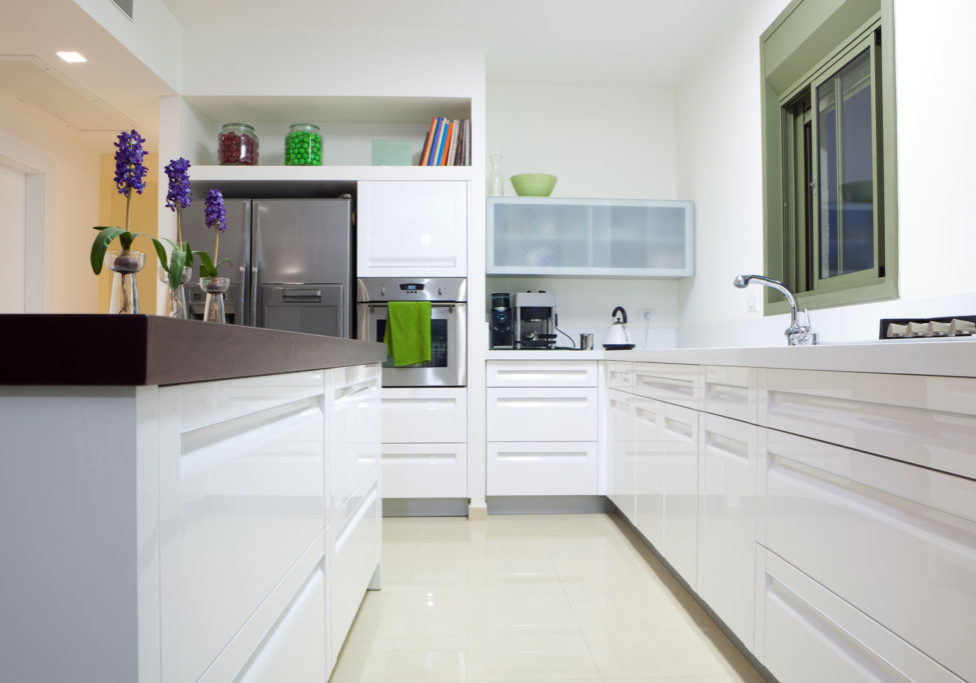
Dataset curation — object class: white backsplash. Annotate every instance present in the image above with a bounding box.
[486,276,679,350]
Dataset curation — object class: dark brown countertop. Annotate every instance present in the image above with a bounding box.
[0,315,387,386]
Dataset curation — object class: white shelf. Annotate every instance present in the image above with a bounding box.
[190,164,474,183]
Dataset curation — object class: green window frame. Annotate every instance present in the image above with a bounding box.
[761,0,898,313]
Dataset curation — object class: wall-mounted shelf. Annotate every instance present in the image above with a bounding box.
[180,95,473,169]
[487,196,695,278]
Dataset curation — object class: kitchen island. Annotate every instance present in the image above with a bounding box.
[0,315,386,683]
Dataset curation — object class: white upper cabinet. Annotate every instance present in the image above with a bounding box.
[358,180,467,277]
[487,196,694,277]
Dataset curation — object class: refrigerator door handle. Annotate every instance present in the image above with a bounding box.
[250,265,259,326]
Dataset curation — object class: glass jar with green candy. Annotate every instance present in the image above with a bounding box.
[284,122,323,166]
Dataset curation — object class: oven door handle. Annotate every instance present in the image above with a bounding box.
[363,302,463,310]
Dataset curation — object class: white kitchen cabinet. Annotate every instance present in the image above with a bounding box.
[327,364,382,522]
[486,386,599,442]
[697,413,759,649]
[357,180,467,277]
[608,390,636,519]
[632,362,702,410]
[381,442,468,498]
[757,549,961,683]
[762,426,976,681]
[237,565,327,683]
[379,387,467,499]
[659,402,699,587]
[633,396,664,547]
[703,365,758,424]
[487,196,694,277]
[488,442,598,496]
[487,361,600,497]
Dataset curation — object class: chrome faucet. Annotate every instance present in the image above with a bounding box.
[733,275,816,346]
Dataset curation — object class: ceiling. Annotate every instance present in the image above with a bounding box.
[0,0,747,147]
[159,0,748,87]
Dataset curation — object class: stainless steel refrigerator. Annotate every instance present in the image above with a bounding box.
[182,197,354,337]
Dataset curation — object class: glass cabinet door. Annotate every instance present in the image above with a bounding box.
[487,197,694,277]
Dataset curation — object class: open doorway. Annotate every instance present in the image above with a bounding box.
[0,162,27,312]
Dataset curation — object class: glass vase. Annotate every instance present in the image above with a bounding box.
[159,266,192,319]
[106,250,145,314]
[487,154,504,196]
[200,276,230,323]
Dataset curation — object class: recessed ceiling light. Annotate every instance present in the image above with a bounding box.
[56,51,87,63]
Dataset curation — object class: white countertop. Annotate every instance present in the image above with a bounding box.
[485,337,976,378]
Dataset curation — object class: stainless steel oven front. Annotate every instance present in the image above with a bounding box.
[356,277,467,387]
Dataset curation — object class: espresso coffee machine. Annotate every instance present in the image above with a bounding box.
[515,291,557,349]
[490,292,514,349]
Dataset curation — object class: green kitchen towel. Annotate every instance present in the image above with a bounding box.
[385,301,432,366]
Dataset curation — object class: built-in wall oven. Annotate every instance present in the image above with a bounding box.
[356,277,467,387]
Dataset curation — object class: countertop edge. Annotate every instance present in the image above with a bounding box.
[1,315,386,386]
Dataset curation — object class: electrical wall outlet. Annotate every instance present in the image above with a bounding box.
[637,308,655,323]
[747,294,759,313]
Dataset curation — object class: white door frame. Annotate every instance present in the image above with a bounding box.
[0,134,52,312]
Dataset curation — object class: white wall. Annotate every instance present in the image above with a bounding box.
[676,0,976,347]
[486,83,680,346]
[0,90,101,313]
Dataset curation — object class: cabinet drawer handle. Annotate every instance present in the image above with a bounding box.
[664,417,694,440]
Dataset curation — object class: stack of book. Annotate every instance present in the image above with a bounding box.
[418,117,471,166]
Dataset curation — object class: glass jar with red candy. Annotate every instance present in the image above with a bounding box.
[217,122,259,165]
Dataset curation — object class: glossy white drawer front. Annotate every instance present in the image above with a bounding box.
[697,413,759,648]
[764,428,976,680]
[327,367,382,519]
[758,550,961,683]
[659,402,699,588]
[381,387,466,443]
[330,475,382,662]
[632,362,702,410]
[487,442,599,496]
[166,390,325,682]
[609,390,636,521]
[487,387,598,442]
[633,396,664,547]
[703,365,758,423]
[382,442,467,498]
[487,360,599,387]
[605,361,634,390]
[237,565,327,683]
[180,371,325,432]
[761,368,976,479]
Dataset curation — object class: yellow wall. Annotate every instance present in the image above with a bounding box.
[96,153,158,314]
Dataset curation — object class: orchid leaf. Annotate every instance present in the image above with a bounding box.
[194,250,217,278]
[183,241,193,269]
[167,248,187,290]
[90,226,128,274]
[150,238,169,273]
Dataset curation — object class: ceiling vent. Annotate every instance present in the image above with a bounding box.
[110,0,134,21]
[0,55,135,133]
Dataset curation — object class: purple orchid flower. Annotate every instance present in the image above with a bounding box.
[204,188,227,233]
[164,158,191,212]
[113,129,148,197]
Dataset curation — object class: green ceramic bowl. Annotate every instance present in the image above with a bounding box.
[510,173,558,197]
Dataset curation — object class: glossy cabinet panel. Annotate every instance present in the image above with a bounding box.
[488,442,598,495]
[659,403,699,587]
[357,180,467,277]
[633,396,664,547]
[703,365,758,423]
[605,361,634,391]
[162,373,326,682]
[761,368,976,479]
[329,473,382,666]
[632,362,702,410]
[487,387,599,442]
[763,428,976,681]
[382,442,467,498]
[697,413,759,648]
[237,565,327,683]
[487,360,599,387]
[608,390,636,520]
[327,365,382,519]
[381,387,467,443]
[758,550,961,683]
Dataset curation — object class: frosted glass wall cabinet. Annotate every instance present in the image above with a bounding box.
[487,196,694,277]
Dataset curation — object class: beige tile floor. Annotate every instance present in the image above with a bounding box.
[330,513,765,683]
